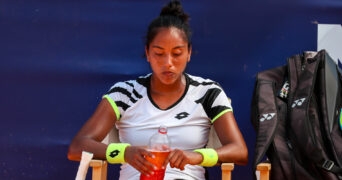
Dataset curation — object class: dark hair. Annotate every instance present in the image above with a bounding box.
[145,0,192,49]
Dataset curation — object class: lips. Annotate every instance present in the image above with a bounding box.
[162,71,175,79]
[163,71,173,75]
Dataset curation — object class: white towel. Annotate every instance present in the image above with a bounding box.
[75,151,94,180]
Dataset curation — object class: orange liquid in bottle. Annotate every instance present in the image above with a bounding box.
[140,150,170,180]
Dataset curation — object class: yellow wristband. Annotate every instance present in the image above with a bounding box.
[106,143,130,164]
[194,148,218,167]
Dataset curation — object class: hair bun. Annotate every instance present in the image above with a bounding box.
[160,0,189,23]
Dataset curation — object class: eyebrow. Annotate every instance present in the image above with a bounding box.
[151,45,186,49]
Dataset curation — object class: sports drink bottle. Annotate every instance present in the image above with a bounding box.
[140,125,170,180]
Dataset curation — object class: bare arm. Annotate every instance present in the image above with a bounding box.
[214,111,248,165]
[67,99,117,161]
[167,111,248,170]
[67,99,157,176]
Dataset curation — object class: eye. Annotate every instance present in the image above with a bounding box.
[151,46,164,56]
[152,49,164,56]
[154,52,163,56]
[173,53,182,57]
[172,50,183,57]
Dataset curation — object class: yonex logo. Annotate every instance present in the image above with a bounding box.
[291,98,306,108]
[259,113,276,122]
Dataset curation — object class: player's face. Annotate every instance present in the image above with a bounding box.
[146,27,191,85]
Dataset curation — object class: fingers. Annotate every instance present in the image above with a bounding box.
[125,146,157,176]
[168,149,190,170]
[125,147,198,174]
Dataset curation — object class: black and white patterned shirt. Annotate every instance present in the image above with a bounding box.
[103,73,233,180]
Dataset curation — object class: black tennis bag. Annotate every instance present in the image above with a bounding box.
[251,50,342,180]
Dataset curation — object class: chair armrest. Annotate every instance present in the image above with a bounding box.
[89,159,108,180]
[256,163,271,180]
[221,163,234,180]
[88,160,236,180]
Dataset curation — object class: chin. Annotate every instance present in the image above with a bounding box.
[161,79,176,85]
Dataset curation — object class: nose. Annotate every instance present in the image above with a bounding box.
[164,54,173,67]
